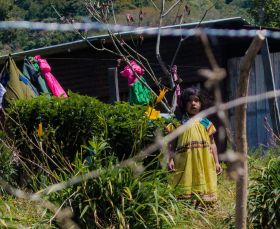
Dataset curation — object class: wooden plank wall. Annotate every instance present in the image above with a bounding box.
[227,52,280,149]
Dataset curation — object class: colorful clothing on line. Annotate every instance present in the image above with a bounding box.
[171,116,217,202]
[120,61,151,105]
[2,56,36,102]
[120,60,145,86]
[35,55,67,97]
[129,76,151,105]
[23,57,51,95]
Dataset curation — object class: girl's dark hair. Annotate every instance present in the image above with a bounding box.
[179,87,207,114]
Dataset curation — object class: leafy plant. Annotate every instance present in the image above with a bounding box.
[4,93,181,227]
[5,93,172,171]
[49,138,182,228]
[0,131,16,189]
[248,157,280,228]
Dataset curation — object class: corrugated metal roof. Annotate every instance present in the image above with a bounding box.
[0,17,249,64]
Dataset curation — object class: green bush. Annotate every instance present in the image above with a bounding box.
[5,93,106,160]
[248,157,280,228]
[105,102,168,159]
[2,94,187,227]
[5,93,172,177]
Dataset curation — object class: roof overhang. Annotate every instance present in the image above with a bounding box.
[0,17,254,64]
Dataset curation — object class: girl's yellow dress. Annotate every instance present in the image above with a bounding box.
[172,117,217,202]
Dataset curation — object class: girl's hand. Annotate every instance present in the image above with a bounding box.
[168,159,175,172]
[216,163,222,175]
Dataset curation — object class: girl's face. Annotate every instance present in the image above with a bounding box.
[186,95,201,116]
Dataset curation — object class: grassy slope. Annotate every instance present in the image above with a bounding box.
[0,152,276,228]
[0,197,52,228]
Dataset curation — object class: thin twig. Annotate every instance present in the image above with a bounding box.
[106,26,171,112]
[162,0,181,17]
[150,0,159,10]
[156,0,174,89]
[170,0,217,67]
[52,4,119,57]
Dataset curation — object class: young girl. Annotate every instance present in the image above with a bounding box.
[168,87,222,202]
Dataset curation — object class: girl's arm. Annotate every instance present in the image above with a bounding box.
[210,136,222,175]
[168,139,176,171]
[165,124,177,171]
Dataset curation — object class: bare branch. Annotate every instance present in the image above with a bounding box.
[150,0,159,10]
[235,31,265,229]
[111,1,117,24]
[156,0,174,89]
[170,0,217,67]
[106,29,171,112]
[197,29,218,69]
[162,0,181,17]
[198,29,234,149]
[52,4,120,57]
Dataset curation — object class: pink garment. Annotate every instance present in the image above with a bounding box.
[35,55,67,97]
[171,65,181,97]
[120,61,145,86]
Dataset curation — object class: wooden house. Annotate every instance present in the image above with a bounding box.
[1,17,280,150]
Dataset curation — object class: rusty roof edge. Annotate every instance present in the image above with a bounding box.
[0,17,249,64]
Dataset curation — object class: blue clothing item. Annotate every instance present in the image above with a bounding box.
[84,147,95,165]
[0,69,9,87]
[23,57,51,95]
[0,83,6,108]
[19,74,39,96]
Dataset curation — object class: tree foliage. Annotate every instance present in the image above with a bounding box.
[249,0,280,28]
[0,0,254,55]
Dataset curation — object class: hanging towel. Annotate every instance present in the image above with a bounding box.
[129,76,151,105]
[35,55,67,97]
[0,56,36,102]
[120,60,145,86]
[23,57,51,95]
[120,61,151,105]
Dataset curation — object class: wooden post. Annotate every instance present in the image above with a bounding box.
[261,38,280,135]
[235,32,265,229]
[107,67,120,103]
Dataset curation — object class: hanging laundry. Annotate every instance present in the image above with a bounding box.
[35,55,67,97]
[23,57,51,95]
[0,83,6,108]
[0,56,36,102]
[171,65,181,101]
[120,61,151,105]
[120,61,144,86]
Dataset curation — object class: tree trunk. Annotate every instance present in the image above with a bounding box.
[235,32,265,229]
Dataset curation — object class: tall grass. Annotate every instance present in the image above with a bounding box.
[0,131,16,191]
[248,157,280,228]
[46,138,183,228]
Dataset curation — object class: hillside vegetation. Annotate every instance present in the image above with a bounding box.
[0,0,253,55]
